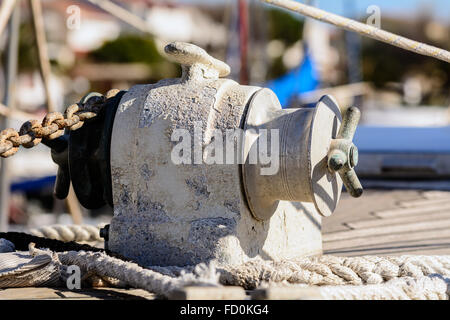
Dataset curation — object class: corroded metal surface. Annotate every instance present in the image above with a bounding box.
[108,42,324,266]
[243,91,345,219]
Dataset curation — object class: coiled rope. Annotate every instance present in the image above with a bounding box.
[262,0,450,64]
[29,245,219,297]
[218,255,450,289]
[257,275,450,300]
[1,233,449,299]
[316,275,449,300]
[52,251,450,300]
[13,241,450,300]
[28,224,103,243]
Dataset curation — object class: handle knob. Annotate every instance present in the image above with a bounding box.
[164,42,230,80]
[327,107,363,198]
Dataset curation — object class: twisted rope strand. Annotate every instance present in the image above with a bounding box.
[54,250,220,297]
[219,255,450,289]
[55,252,450,299]
[2,239,448,299]
[317,275,450,300]
[28,224,103,243]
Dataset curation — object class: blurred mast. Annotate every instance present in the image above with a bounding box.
[0,2,20,232]
[238,0,249,84]
[344,0,363,106]
[29,0,56,112]
[0,0,17,38]
[225,0,240,81]
[249,0,268,84]
[28,0,83,224]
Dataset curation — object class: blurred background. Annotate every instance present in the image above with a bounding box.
[0,0,449,231]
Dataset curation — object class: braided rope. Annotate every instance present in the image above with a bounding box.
[27,241,450,299]
[261,275,449,300]
[53,249,220,297]
[0,89,120,158]
[317,275,450,300]
[219,255,450,289]
[28,224,103,243]
[0,251,62,288]
[262,0,450,64]
[54,252,450,299]
[1,239,448,299]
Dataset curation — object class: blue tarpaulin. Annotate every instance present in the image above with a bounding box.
[11,176,56,193]
[267,45,320,107]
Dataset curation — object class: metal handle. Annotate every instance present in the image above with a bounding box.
[327,107,363,198]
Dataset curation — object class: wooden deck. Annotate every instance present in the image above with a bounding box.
[324,189,450,256]
[1,189,449,299]
[0,287,155,300]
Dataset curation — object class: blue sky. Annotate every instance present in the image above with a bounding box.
[177,0,450,24]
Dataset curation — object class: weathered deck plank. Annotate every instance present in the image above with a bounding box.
[323,189,450,256]
[374,203,450,219]
[324,229,450,251]
[397,198,450,208]
[323,190,423,233]
[0,287,155,300]
[324,219,450,242]
[345,211,450,229]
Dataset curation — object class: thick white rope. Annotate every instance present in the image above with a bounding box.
[28,224,103,243]
[219,255,450,289]
[0,251,62,288]
[48,249,220,297]
[261,0,450,64]
[261,275,450,300]
[25,242,450,299]
[318,275,450,300]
